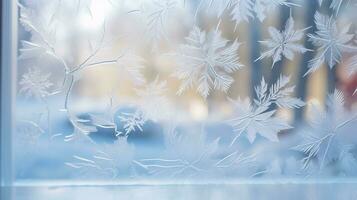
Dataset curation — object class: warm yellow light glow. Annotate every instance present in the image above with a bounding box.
[189,100,208,121]
[307,98,321,107]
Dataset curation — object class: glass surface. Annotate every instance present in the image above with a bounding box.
[13,0,357,192]
[2,182,357,200]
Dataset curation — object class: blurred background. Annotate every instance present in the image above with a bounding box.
[14,0,357,180]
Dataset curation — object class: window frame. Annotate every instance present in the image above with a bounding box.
[1,0,17,186]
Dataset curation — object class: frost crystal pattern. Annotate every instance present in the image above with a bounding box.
[15,0,357,181]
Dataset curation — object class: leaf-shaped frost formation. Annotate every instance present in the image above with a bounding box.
[18,4,57,60]
[119,111,146,136]
[258,17,309,67]
[293,90,357,170]
[318,0,347,14]
[19,68,53,99]
[306,12,356,75]
[206,0,296,23]
[202,0,236,18]
[228,98,291,144]
[143,0,177,45]
[230,0,255,25]
[174,26,243,98]
[255,75,305,109]
[228,75,303,145]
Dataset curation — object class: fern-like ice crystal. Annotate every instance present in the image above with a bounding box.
[174,26,243,98]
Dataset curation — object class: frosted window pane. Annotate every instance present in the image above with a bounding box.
[15,0,357,181]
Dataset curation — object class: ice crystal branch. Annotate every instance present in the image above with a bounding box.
[293,90,357,170]
[119,111,146,136]
[118,78,169,136]
[204,0,298,24]
[66,138,135,178]
[144,0,178,44]
[174,26,243,98]
[257,17,310,67]
[19,68,53,99]
[136,131,220,177]
[228,75,303,145]
[305,12,356,75]
[318,0,349,14]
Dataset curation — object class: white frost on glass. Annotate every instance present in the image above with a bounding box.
[14,0,357,181]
